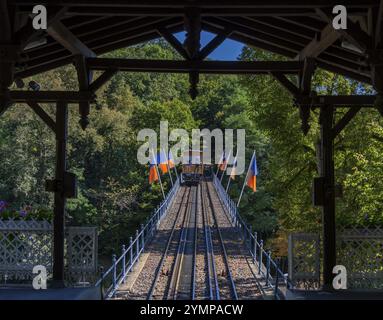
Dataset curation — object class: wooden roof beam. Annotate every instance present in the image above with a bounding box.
[375,1,383,48]
[9,90,95,103]
[203,17,303,54]
[16,7,68,49]
[296,23,341,60]
[47,20,96,57]
[316,8,372,53]
[75,55,93,129]
[0,1,14,116]
[157,27,189,60]
[184,7,201,60]
[184,7,201,99]
[86,58,304,74]
[316,95,376,106]
[202,22,298,58]
[198,28,232,60]
[271,72,300,96]
[28,101,57,132]
[9,1,378,8]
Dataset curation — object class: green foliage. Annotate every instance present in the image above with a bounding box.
[240,47,383,241]
[1,41,382,259]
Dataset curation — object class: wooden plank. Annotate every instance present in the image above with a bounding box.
[157,27,190,59]
[10,1,379,8]
[9,90,94,103]
[47,20,96,57]
[296,24,340,60]
[28,102,57,132]
[331,107,361,138]
[199,29,232,60]
[88,69,117,92]
[375,0,383,47]
[271,72,299,96]
[87,58,304,74]
[316,8,372,53]
[309,95,376,106]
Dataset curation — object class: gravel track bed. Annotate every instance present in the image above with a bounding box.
[114,181,261,300]
[194,184,209,299]
[150,187,191,300]
[204,181,235,300]
[114,186,189,300]
[206,181,262,300]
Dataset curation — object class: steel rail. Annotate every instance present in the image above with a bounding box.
[205,181,238,300]
[146,186,190,300]
[191,185,199,300]
[201,180,220,300]
[167,186,197,300]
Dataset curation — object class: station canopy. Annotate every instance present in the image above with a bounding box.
[8,1,381,85]
[3,0,382,288]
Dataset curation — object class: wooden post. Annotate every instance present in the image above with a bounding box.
[320,104,336,290]
[52,102,68,286]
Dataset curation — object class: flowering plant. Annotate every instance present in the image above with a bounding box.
[0,202,52,220]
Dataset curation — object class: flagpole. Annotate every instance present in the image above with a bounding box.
[151,149,166,200]
[163,148,174,186]
[226,174,232,193]
[226,156,237,193]
[220,151,231,183]
[216,152,223,176]
[237,151,255,207]
[169,150,179,181]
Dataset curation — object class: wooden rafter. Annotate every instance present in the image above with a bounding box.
[4,2,377,86]
[47,20,96,57]
[28,101,57,132]
[296,24,341,60]
[375,0,383,47]
[86,58,304,74]
[316,8,372,52]
[157,27,189,59]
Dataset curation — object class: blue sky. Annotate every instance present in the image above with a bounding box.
[174,31,244,60]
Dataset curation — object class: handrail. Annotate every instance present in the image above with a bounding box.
[213,174,292,300]
[96,178,180,299]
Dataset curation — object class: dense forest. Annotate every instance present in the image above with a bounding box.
[1,40,382,258]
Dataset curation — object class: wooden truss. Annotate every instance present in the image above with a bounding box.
[1,0,383,290]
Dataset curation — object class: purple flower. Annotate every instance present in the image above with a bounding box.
[0,201,7,213]
[19,210,27,217]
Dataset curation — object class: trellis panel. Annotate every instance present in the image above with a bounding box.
[0,219,97,285]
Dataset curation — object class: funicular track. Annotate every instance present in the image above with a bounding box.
[146,186,193,300]
[146,181,239,300]
[196,179,238,300]
[166,186,198,300]
[115,186,189,300]
[124,180,261,300]
[206,181,262,300]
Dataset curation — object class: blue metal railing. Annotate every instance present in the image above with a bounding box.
[96,178,180,299]
[213,175,292,300]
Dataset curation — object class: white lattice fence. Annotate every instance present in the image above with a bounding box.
[0,219,97,285]
[338,227,383,289]
[288,233,321,290]
[289,228,383,290]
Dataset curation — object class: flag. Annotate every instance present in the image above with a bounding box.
[229,158,237,180]
[247,155,258,192]
[149,158,159,184]
[157,150,168,174]
[168,150,175,168]
[219,152,227,171]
